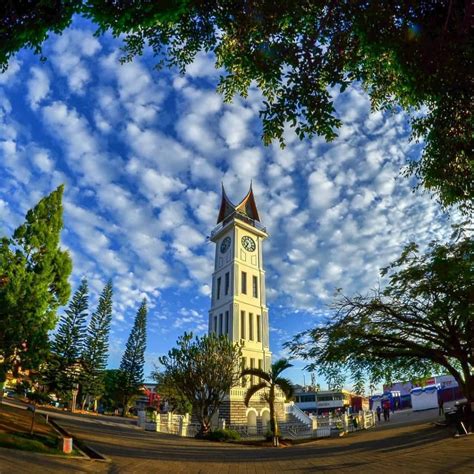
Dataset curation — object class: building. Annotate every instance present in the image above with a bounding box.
[294,388,367,414]
[381,374,463,408]
[135,383,160,410]
[208,185,284,427]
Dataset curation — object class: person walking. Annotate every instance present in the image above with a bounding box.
[438,398,444,416]
[376,405,382,422]
[383,400,391,421]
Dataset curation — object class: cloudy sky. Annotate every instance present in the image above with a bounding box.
[0,19,454,388]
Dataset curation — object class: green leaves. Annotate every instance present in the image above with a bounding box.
[81,280,113,401]
[156,332,242,434]
[0,185,72,382]
[1,1,472,208]
[48,279,89,396]
[287,225,473,401]
[118,298,147,413]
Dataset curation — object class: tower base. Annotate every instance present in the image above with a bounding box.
[218,398,285,428]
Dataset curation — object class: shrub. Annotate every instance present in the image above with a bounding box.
[265,429,281,441]
[206,428,241,442]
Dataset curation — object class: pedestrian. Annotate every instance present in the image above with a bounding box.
[383,400,390,421]
[438,398,444,416]
[376,405,381,422]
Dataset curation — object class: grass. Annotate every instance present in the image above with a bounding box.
[0,403,80,456]
[0,431,66,455]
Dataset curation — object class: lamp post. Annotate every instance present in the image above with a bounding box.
[71,382,79,413]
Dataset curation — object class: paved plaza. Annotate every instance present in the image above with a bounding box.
[0,408,473,473]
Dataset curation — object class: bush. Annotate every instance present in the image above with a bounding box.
[265,428,281,441]
[206,428,241,442]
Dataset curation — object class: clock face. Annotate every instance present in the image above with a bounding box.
[241,235,256,252]
[220,236,231,254]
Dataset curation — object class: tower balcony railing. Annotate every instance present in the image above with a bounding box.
[210,212,267,239]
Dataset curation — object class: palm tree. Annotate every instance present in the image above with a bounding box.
[241,359,294,446]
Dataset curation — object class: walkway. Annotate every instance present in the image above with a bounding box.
[1,408,472,473]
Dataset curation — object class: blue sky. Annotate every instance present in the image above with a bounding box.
[0,19,454,389]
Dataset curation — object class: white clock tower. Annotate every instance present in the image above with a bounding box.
[209,184,276,425]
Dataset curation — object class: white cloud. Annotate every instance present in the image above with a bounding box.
[308,169,340,209]
[27,67,50,109]
[0,59,21,85]
[50,29,102,94]
[31,150,54,173]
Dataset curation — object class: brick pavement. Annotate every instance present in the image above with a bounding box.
[1,410,473,474]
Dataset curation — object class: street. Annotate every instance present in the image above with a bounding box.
[0,406,473,473]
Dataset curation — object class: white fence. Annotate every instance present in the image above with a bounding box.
[139,412,202,438]
[138,409,376,440]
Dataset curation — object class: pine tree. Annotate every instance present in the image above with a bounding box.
[81,281,113,409]
[52,278,88,363]
[49,279,89,397]
[118,299,147,415]
[0,185,72,398]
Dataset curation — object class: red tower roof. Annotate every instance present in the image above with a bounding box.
[216,184,260,224]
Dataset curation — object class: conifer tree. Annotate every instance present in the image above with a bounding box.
[49,279,88,397]
[81,281,113,409]
[52,278,88,363]
[118,299,147,415]
[0,185,72,399]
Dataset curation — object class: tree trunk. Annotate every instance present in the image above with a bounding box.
[464,374,474,432]
[29,404,36,435]
[454,371,474,432]
[269,386,278,447]
[196,403,211,438]
[121,398,128,417]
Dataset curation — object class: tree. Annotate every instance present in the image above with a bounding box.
[49,279,88,399]
[0,185,72,401]
[26,390,51,435]
[241,359,294,447]
[100,369,122,413]
[153,371,192,415]
[0,2,472,209]
[287,225,473,427]
[118,299,147,416]
[157,332,242,436]
[81,280,113,410]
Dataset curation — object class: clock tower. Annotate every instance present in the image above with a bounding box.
[209,184,276,426]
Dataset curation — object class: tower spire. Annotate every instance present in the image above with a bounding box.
[217,183,235,224]
[216,183,261,224]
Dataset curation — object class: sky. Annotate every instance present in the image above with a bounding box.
[0,18,454,390]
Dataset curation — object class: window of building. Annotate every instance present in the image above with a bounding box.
[258,359,262,383]
[252,276,258,298]
[214,316,217,334]
[257,314,261,342]
[241,271,247,294]
[225,311,229,334]
[249,313,254,340]
[240,311,246,339]
[299,395,316,403]
[250,358,255,386]
[225,272,230,295]
[219,313,223,335]
[241,357,247,387]
[217,277,221,299]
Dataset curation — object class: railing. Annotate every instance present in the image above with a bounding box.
[227,424,265,439]
[285,402,313,426]
[210,213,267,239]
[279,422,312,439]
[138,410,376,440]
